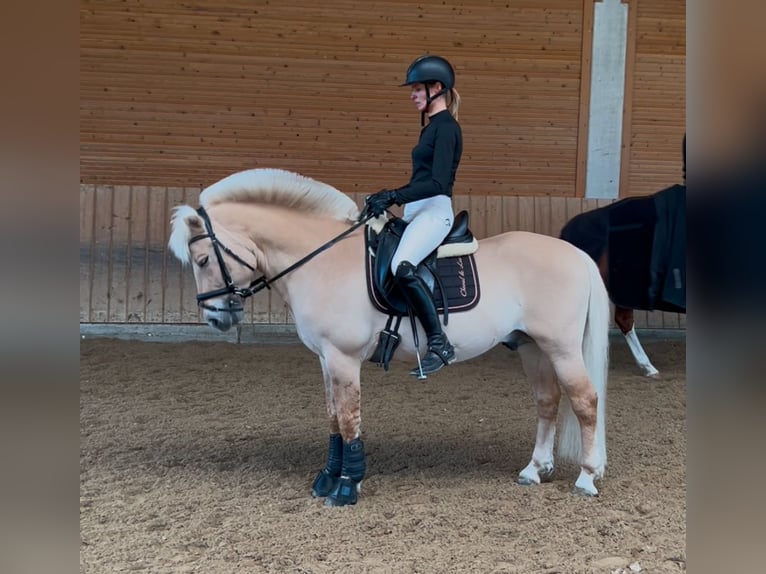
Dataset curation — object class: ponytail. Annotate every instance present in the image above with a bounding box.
[448,88,461,120]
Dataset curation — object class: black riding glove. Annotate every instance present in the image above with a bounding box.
[364,189,400,217]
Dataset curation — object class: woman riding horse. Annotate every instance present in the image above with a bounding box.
[364,55,463,376]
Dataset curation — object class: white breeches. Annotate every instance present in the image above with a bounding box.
[391,195,454,273]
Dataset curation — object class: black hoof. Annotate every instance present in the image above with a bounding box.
[325,476,359,506]
[311,469,339,498]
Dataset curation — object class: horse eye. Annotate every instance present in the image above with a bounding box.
[197,255,209,267]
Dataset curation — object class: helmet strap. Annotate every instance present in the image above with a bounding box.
[421,84,448,126]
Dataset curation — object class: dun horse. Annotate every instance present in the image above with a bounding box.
[169,168,610,507]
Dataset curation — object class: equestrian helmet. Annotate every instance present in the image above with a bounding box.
[401,55,455,89]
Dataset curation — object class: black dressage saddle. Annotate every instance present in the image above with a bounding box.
[365,210,481,370]
[365,210,481,319]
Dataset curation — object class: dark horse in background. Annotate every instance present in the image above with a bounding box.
[560,182,686,377]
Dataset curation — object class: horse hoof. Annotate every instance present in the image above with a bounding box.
[325,476,359,507]
[539,468,555,483]
[573,486,599,497]
[517,477,538,486]
[311,469,339,498]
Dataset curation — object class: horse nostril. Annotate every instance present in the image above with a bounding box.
[208,317,220,329]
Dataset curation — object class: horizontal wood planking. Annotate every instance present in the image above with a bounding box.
[79,184,682,329]
[622,0,686,196]
[81,0,585,196]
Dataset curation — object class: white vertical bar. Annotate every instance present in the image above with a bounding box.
[585,0,629,199]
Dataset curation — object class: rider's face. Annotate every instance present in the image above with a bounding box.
[410,82,442,113]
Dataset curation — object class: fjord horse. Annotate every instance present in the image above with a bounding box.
[169,168,610,506]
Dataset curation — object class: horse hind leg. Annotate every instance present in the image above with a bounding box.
[516,342,561,486]
[550,352,604,496]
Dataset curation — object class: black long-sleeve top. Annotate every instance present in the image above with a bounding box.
[395,110,463,204]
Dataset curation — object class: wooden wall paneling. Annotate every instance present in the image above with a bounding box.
[485,196,504,238]
[80,0,586,197]
[564,196,584,229]
[243,289,255,325]
[163,187,186,322]
[624,0,686,196]
[80,185,96,322]
[91,185,113,322]
[549,197,569,239]
[534,196,552,237]
[517,197,535,232]
[270,289,290,324]
[595,198,613,210]
[468,195,487,240]
[661,310,679,329]
[127,186,149,322]
[180,187,203,323]
[249,291,271,324]
[581,198,601,219]
[502,196,519,233]
[145,187,168,322]
[107,186,131,322]
[632,309,649,329]
[646,309,664,329]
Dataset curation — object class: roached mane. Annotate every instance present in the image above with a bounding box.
[199,168,360,223]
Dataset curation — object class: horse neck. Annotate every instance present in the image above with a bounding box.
[211,201,359,294]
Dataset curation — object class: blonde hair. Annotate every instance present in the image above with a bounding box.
[448,88,461,120]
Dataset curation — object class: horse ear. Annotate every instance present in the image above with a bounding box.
[185,211,205,235]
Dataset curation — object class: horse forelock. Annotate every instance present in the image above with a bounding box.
[168,205,199,265]
[199,168,360,222]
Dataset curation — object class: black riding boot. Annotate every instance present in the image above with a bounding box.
[394,261,455,375]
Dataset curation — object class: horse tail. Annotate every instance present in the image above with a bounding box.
[557,252,610,467]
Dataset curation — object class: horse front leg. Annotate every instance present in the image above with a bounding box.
[310,357,344,499]
[311,352,366,507]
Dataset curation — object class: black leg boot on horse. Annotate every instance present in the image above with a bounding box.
[394,261,455,376]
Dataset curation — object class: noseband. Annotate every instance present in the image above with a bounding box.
[190,206,373,313]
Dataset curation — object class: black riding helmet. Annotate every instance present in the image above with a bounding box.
[401,55,455,90]
[401,55,455,125]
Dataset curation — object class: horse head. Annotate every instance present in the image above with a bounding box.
[169,168,362,332]
[169,204,259,331]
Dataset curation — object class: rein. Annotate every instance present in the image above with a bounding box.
[191,206,373,309]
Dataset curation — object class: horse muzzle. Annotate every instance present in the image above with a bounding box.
[200,296,244,332]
